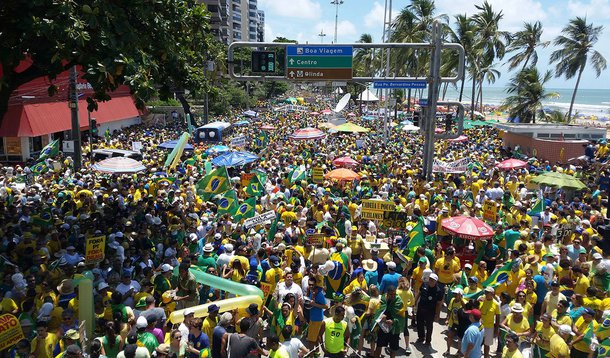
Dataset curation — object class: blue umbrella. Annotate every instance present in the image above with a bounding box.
[158,139,194,151]
[242,110,257,117]
[204,145,230,155]
[362,115,376,120]
[234,120,250,126]
[212,151,259,167]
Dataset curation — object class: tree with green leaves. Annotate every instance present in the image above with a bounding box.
[501,66,559,123]
[0,0,213,123]
[506,21,549,71]
[445,14,477,102]
[549,17,607,123]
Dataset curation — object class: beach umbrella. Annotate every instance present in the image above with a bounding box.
[157,139,195,151]
[347,112,357,117]
[332,156,359,167]
[310,111,320,116]
[496,158,527,170]
[92,157,146,174]
[260,124,276,130]
[530,171,586,190]
[321,109,332,114]
[435,128,444,133]
[211,151,259,167]
[441,216,494,240]
[234,120,250,126]
[318,122,336,130]
[402,125,420,132]
[400,120,413,126]
[447,135,468,143]
[242,110,257,117]
[204,145,230,155]
[325,168,360,181]
[290,127,326,140]
[333,122,370,133]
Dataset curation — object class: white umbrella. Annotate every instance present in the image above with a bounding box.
[402,125,420,132]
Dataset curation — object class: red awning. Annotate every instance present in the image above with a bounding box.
[0,96,140,137]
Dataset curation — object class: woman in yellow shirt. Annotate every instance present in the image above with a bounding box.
[501,303,530,354]
[530,313,555,358]
[396,277,414,353]
[512,291,533,322]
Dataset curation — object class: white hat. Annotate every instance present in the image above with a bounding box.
[189,233,198,241]
[511,303,524,313]
[224,244,234,253]
[183,308,195,316]
[429,273,438,281]
[452,287,463,295]
[203,243,214,253]
[464,263,473,269]
[387,261,397,270]
[558,324,575,336]
[161,264,173,273]
[115,231,124,238]
[593,253,603,260]
[136,316,148,329]
[214,233,222,240]
[97,282,109,291]
[582,220,591,226]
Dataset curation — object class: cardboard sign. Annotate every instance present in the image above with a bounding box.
[383,211,408,228]
[311,167,324,184]
[260,282,273,298]
[361,199,394,221]
[132,141,143,152]
[483,200,498,223]
[86,236,106,263]
[307,233,325,246]
[241,173,255,187]
[0,314,25,351]
[361,211,385,220]
[244,210,276,229]
[231,136,246,148]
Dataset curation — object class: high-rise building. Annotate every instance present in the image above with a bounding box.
[200,0,263,44]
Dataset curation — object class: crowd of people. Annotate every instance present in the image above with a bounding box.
[1,93,610,358]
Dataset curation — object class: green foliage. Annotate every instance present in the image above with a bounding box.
[501,66,559,123]
[208,81,255,115]
[505,21,549,71]
[146,99,182,107]
[0,0,213,121]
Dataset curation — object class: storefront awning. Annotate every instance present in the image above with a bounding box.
[0,96,140,137]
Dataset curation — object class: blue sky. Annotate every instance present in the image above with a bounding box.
[258,0,610,89]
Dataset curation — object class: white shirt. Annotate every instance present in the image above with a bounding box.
[116,280,141,308]
[282,338,305,358]
[178,322,190,345]
[275,281,303,303]
[217,252,234,269]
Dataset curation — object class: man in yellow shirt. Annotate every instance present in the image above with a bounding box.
[573,266,590,295]
[549,325,573,358]
[30,320,59,358]
[571,308,598,356]
[480,287,500,358]
[433,247,460,293]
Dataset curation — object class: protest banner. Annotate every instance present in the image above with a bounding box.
[86,236,106,264]
[383,211,409,228]
[307,233,325,246]
[231,136,246,148]
[362,199,394,220]
[260,282,273,299]
[243,210,276,229]
[0,314,25,351]
[483,200,498,223]
[432,158,469,173]
[311,167,324,184]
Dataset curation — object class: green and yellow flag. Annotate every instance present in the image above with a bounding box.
[196,167,231,199]
[216,190,238,216]
[30,162,48,175]
[404,220,425,258]
[481,260,514,287]
[234,197,256,222]
[245,174,263,197]
[38,139,59,161]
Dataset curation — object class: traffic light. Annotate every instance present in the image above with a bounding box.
[413,111,420,127]
[445,113,453,131]
[90,119,98,136]
[251,51,276,73]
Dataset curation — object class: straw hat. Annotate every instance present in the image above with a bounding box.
[57,279,74,295]
[362,259,378,272]
[511,303,524,313]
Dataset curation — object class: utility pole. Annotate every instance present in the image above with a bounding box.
[422,22,443,181]
[318,29,327,43]
[331,0,344,44]
[204,60,214,124]
[69,66,82,171]
[381,0,392,144]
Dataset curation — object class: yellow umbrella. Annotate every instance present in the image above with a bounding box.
[333,122,370,133]
[325,168,361,181]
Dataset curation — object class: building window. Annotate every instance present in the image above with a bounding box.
[0,137,4,154]
[30,136,43,153]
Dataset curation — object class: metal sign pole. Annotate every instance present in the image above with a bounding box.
[423,22,443,181]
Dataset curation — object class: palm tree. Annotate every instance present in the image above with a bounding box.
[353,33,375,77]
[550,17,607,123]
[470,1,510,118]
[407,0,449,39]
[446,14,477,102]
[506,21,550,71]
[501,66,559,123]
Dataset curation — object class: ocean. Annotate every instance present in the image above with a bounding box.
[440,86,610,116]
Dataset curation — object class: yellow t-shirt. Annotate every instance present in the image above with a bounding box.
[549,334,570,358]
[30,332,59,358]
[502,347,524,358]
[480,299,500,328]
[434,257,460,284]
[397,288,415,316]
[505,313,530,334]
[551,310,572,327]
[0,297,18,314]
[573,316,599,353]
[574,275,590,295]
[448,297,465,326]
[533,321,555,350]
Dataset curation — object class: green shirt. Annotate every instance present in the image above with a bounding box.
[197,255,217,270]
[137,331,159,354]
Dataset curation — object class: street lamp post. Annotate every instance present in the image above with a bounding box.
[69,65,82,171]
[330,0,344,44]
[318,29,327,43]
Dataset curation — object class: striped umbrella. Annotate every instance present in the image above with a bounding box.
[289,127,326,140]
[92,157,146,174]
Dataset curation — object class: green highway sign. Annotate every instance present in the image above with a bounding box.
[286,45,353,81]
[286,56,352,69]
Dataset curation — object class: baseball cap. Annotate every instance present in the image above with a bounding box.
[484,286,495,293]
[97,282,109,291]
[387,261,397,270]
[464,263,472,269]
[208,304,220,313]
[558,324,575,336]
[452,287,464,295]
[161,264,173,273]
[418,257,427,264]
[64,329,80,340]
[183,308,195,317]
[136,316,148,329]
[593,253,603,260]
[465,309,481,320]
[429,273,438,281]
[583,308,595,316]
[269,255,280,267]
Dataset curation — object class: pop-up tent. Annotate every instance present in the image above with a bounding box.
[358,89,379,102]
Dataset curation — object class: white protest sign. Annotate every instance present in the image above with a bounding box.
[244,210,276,229]
[231,136,246,148]
[432,158,468,173]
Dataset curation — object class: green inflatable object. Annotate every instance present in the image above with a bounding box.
[173,266,264,300]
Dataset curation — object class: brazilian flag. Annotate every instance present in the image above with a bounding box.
[288,165,306,183]
[38,139,59,161]
[245,175,263,197]
[403,220,425,258]
[234,197,256,222]
[252,169,268,186]
[196,167,230,199]
[254,130,269,148]
[529,198,545,216]
[154,177,176,187]
[32,210,53,232]
[481,260,515,288]
[598,337,610,357]
[30,162,48,175]
[216,190,238,216]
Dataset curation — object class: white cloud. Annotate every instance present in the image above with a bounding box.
[312,20,358,43]
[567,0,610,21]
[363,2,401,33]
[264,23,275,42]
[258,0,322,20]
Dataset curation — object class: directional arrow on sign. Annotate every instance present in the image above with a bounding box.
[289,58,295,65]
[289,71,295,78]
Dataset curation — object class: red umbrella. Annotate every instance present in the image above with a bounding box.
[496,158,527,170]
[435,128,444,133]
[260,125,276,130]
[441,216,494,240]
[321,109,332,114]
[347,112,357,117]
[332,156,359,167]
[310,111,320,115]
[448,135,468,142]
[289,127,326,140]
